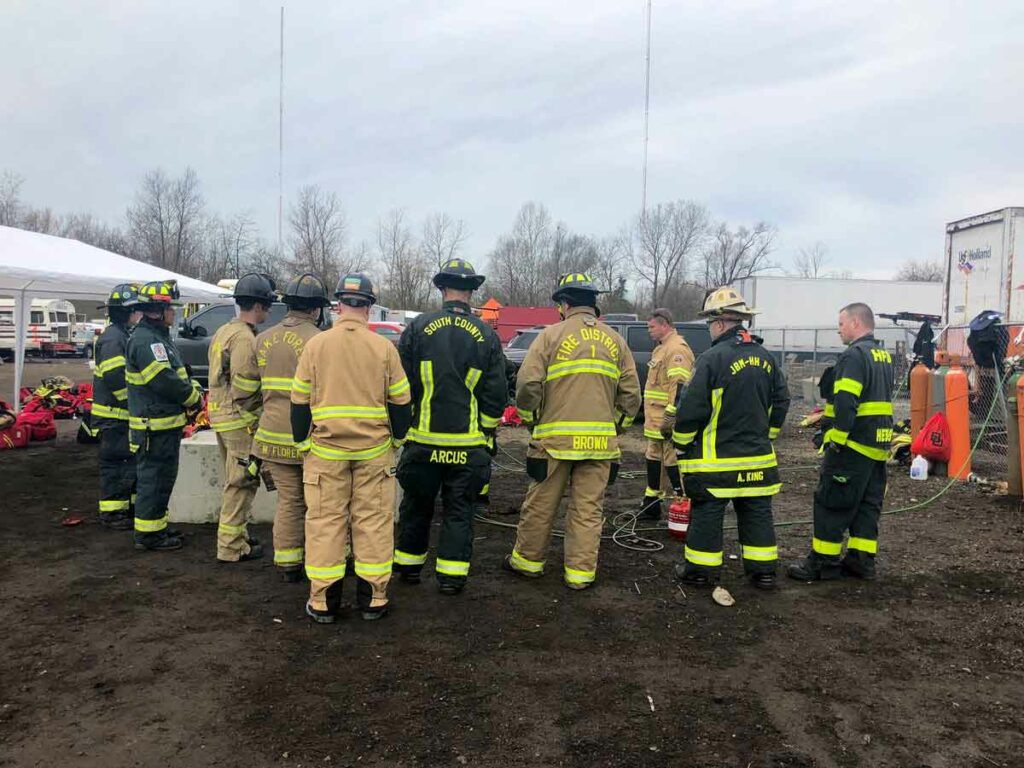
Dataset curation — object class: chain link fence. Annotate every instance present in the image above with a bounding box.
[754,323,1017,481]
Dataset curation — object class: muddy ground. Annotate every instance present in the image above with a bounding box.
[1,360,1023,767]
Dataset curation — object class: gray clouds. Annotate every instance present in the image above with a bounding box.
[3,0,1022,276]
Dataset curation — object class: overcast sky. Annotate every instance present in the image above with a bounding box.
[3,0,1023,278]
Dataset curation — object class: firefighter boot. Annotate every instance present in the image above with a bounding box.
[100,511,133,532]
[306,580,344,624]
[840,550,877,580]
[787,555,841,582]
[673,563,714,587]
[638,495,663,521]
[134,531,184,552]
[749,572,777,590]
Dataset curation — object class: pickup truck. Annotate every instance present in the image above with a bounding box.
[504,320,712,392]
[175,302,333,386]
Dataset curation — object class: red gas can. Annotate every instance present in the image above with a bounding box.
[667,496,691,541]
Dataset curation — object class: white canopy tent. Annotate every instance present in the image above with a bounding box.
[0,225,226,412]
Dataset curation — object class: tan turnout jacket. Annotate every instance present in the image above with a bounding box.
[291,314,412,461]
[208,318,261,433]
[643,329,695,439]
[515,306,642,460]
[254,311,321,463]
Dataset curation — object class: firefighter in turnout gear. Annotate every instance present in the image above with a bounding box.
[394,259,507,595]
[641,307,695,520]
[291,273,412,623]
[254,273,328,581]
[672,287,790,589]
[208,273,276,563]
[788,303,894,582]
[505,273,642,590]
[127,280,203,551]
[93,283,144,531]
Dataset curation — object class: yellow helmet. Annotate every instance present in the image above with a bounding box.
[699,286,758,320]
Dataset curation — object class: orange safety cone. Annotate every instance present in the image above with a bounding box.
[945,354,971,480]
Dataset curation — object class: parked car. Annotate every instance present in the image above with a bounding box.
[503,320,712,393]
[368,321,404,345]
[175,302,331,386]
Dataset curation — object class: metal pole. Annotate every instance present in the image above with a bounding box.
[278,5,284,257]
[641,0,652,216]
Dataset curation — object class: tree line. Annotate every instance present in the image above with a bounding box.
[0,168,941,319]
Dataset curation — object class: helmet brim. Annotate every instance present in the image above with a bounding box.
[433,274,486,291]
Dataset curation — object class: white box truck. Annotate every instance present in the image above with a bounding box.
[943,207,1024,324]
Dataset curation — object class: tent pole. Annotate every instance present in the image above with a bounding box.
[13,287,30,414]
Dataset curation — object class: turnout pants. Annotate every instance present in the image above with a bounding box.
[303,450,397,612]
[681,481,778,579]
[811,447,886,562]
[266,461,305,571]
[645,437,682,499]
[510,454,612,587]
[134,429,182,543]
[395,443,491,586]
[216,428,259,561]
[99,423,136,520]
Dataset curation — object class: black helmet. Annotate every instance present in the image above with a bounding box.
[138,279,182,307]
[234,272,277,304]
[334,273,378,306]
[98,283,143,310]
[433,258,486,291]
[282,273,331,308]
[551,272,604,304]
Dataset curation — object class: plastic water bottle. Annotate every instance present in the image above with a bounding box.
[910,455,930,480]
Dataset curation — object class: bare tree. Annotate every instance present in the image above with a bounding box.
[19,207,59,235]
[420,212,467,269]
[631,201,710,308]
[377,209,432,309]
[126,168,206,274]
[895,259,944,282]
[0,170,23,227]
[243,243,287,285]
[203,213,258,281]
[59,213,130,254]
[288,185,348,289]
[486,202,554,305]
[702,221,778,286]
[793,241,829,278]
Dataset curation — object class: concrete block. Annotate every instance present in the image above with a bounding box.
[800,377,821,403]
[168,430,277,524]
[167,430,404,524]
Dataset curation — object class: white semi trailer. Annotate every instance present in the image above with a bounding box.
[943,207,1024,324]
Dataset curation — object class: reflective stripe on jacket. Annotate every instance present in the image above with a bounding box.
[92,322,131,428]
[208,318,261,434]
[515,306,641,460]
[254,312,321,463]
[824,333,895,461]
[126,318,201,448]
[291,315,411,460]
[399,300,507,448]
[672,325,790,497]
[643,329,695,439]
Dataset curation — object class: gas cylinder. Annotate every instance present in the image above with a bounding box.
[667,496,691,541]
[909,361,932,439]
[945,354,971,480]
[1006,370,1023,497]
[930,352,950,476]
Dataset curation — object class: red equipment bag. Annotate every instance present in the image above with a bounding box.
[16,410,57,442]
[500,405,522,427]
[0,424,30,450]
[911,411,952,463]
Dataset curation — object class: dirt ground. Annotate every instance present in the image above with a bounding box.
[2,360,1023,767]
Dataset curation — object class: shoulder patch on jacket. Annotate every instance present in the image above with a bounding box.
[150,343,168,362]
